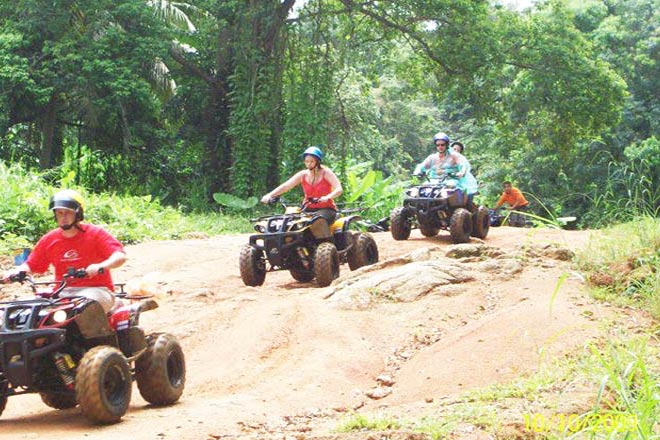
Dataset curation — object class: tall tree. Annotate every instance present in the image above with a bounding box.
[0,0,172,171]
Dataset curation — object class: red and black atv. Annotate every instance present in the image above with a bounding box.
[0,269,185,424]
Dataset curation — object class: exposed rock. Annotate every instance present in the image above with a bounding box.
[328,260,476,309]
[376,374,395,386]
[366,386,392,400]
[520,243,575,261]
[445,243,503,259]
[474,259,523,276]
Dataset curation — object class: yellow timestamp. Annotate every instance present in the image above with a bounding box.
[523,412,638,433]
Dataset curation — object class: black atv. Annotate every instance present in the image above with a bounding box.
[0,269,185,424]
[239,198,379,287]
[390,174,490,243]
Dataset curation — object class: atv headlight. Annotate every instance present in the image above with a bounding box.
[52,309,68,324]
[268,218,284,232]
[0,309,4,327]
[406,187,419,197]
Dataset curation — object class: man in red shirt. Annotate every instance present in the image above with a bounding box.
[3,190,126,313]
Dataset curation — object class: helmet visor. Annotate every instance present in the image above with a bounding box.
[50,199,80,211]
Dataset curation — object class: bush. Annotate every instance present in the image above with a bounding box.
[0,161,249,255]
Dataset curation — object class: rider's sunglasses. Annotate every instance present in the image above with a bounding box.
[436,142,447,147]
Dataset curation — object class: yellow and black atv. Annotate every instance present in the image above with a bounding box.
[239,198,379,287]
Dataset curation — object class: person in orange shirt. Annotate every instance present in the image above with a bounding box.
[494,181,529,211]
[493,181,529,226]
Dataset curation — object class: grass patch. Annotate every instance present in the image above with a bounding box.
[336,334,659,439]
[336,413,402,432]
[574,216,660,319]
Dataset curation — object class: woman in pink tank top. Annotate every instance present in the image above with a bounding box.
[261,146,343,225]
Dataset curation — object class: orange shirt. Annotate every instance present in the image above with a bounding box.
[496,187,529,208]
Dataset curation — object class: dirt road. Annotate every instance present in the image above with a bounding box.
[0,226,617,439]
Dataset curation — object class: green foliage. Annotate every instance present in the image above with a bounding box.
[336,413,402,432]
[577,338,659,438]
[0,0,656,225]
[212,192,258,211]
[0,161,52,246]
[583,157,660,227]
[0,161,246,256]
[342,161,408,221]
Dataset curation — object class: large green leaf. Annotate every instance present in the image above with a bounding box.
[212,192,258,210]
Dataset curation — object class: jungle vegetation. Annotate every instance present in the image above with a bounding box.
[0,0,657,226]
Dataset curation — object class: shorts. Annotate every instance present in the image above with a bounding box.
[60,287,115,313]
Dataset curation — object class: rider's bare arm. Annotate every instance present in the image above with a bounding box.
[261,171,305,203]
[85,250,127,277]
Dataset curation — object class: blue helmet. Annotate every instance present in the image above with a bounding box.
[301,146,323,160]
[432,132,450,145]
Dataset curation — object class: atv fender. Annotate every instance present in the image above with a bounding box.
[332,214,362,232]
[76,301,115,340]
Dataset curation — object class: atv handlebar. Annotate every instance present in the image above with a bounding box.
[3,267,105,298]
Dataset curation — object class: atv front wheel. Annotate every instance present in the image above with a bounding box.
[40,391,77,409]
[289,267,315,282]
[136,333,186,406]
[314,242,340,287]
[76,346,131,424]
[419,223,440,237]
[471,206,490,239]
[449,208,472,244]
[347,232,379,270]
[239,244,266,286]
[390,207,412,241]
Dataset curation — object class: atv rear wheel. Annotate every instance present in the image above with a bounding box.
[390,207,412,241]
[471,206,490,239]
[239,244,266,286]
[40,391,77,409]
[289,267,315,282]
[314,242,340,287]
[76,346,131,424]
[136,333,186,406]
[347,232,379,270]
[0,379,8,417]
[449,208,472,244]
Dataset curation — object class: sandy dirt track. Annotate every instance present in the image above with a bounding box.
[0,226,630,439]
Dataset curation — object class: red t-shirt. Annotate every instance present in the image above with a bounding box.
[26,224,124,291]
[301,172,337,210]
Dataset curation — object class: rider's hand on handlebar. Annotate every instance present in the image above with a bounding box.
[2,269,27,284]
[261,194,280,204]
[83,264,105,277]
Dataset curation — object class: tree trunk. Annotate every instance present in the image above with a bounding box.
[39,95,58,169]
